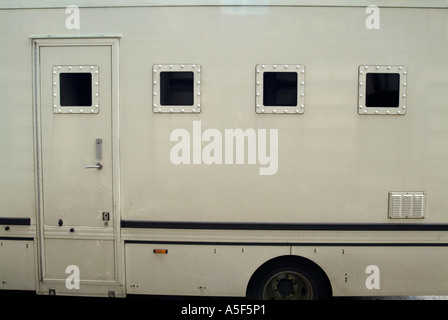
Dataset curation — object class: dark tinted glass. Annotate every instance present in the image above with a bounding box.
[263,72,298,106]
[160,71,194,106]
[59,73,92,106]
[365,73,400,108]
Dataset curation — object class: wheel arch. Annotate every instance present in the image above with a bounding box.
[246,255,333,299]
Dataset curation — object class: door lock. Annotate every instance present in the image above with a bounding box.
[102,212,110,227]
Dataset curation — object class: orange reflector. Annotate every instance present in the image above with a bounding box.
[153,249,168,254]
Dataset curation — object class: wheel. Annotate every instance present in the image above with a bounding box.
[247,258,331,300]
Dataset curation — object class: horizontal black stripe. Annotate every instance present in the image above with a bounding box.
[121,220,448,231]
[125,240,448,247]
[0,237,34,241]
[0,217,31,226]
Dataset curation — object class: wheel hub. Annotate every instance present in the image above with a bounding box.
[263,271,313,300]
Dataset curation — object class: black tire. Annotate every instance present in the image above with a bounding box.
[247,257,331,300]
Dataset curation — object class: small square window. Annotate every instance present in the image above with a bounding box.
[160,71,194,106]
[358,65,407,115]
[256,64,305,114]
[153,64,201,113]
[263,72,298,106]
[52,65,99,114]
[60,73,92,106]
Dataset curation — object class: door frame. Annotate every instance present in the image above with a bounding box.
[31,35,123,296]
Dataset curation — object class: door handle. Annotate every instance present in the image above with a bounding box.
[85,162,103,170]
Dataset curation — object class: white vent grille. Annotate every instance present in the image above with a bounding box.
[388,192,426,219]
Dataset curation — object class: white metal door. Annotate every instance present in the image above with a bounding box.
[37,42,122,296]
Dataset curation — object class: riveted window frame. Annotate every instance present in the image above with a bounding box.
[358,65,408,115]
[152,64,202,114]
[52,65,99,114]
[255,64,305,114]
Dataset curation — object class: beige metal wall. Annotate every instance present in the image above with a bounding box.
[0,3,447,297]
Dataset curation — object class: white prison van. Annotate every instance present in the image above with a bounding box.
[0,0,447,299]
